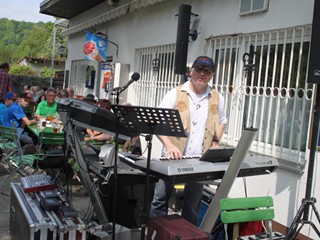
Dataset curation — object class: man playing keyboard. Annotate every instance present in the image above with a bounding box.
[150,56,227,225]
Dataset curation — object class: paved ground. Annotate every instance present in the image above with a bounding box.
[0,163,143,240]
[0,164,13,240]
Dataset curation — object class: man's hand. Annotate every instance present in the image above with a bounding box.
[158,135,183,160]
[164,144,182,160]
[211,140,220,148]
[36,114,43,121]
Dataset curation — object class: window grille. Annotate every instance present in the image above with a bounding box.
[208,25,312,172]
[134,44,179,107]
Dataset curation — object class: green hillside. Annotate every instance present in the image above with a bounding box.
[0,18,65,64]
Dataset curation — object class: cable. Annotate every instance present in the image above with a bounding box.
[261,220,268,239]
[98,182,111,198]
[241,176,248,198]
[0,163,22,197]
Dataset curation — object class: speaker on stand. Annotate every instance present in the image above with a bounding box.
[174,4,192,83]
[307,0,320,85]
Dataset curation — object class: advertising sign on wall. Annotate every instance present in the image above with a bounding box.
[83,31,107,62]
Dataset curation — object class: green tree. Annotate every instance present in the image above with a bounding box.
[0,18,62,64]
[0,18,35,62]
[0,16,68,86]
[10,65,37,76]
[16,23,53,59]
[0,44,16,63]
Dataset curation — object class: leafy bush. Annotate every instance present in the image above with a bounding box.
[41,66,55,78]
[11,74,63,94]
[10,65,37,76]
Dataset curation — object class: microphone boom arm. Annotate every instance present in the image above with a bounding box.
[112,72,140,95]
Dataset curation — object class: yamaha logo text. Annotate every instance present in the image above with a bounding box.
[177,167,194,173]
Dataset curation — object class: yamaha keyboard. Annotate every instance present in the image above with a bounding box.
[118,152,279,183]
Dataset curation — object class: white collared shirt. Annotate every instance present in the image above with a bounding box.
[159,81,227,155]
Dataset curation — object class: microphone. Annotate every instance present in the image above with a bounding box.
[113,72,140,94]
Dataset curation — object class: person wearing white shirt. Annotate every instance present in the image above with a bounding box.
[150,56,227,225]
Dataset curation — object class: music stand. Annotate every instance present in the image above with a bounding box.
[112,105,186,239]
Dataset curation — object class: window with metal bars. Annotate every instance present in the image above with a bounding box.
[134,44,179,107]
[208,25,312,171]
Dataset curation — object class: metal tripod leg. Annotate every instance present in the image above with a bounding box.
[285,198,320,239]
[308,199,320,236]
[285,200,305,240]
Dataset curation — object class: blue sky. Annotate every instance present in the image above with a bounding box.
[0,0,54,23]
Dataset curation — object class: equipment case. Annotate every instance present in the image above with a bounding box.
[50,204,86,240]
[34,187,86,240]
[10,182,58,240]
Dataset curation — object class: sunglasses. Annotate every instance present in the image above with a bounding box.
[194,66,213,74]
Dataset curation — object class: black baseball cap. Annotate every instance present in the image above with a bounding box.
[19,92,32,101]
[84,94,97,103]
[192,56,215,73]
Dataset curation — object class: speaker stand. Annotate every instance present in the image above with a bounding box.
[285,85,320,239]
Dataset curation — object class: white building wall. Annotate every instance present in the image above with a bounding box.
[64,0,318,238]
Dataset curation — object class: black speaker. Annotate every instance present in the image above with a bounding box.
[307,0,320,84]
[174,4,191,75]
[99,173,157,228]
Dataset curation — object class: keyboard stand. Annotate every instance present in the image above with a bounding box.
[112,105,186,240]
[200,128,258,233]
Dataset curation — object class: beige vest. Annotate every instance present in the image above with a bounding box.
[169,85,220,154]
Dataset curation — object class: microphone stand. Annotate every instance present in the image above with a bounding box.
[112,88,121,105]
[110,89,120,240]
[110,81,134,238]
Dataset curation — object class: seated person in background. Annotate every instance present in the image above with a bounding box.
[97,99,112,110]
[120,102,142,155]
[75,95,85,100]
[25,90,34,99]
[84,129,112,142]
[35,87,58,120]
[31,86,44,104]
[57,89,69,98]
[83,93,97,104]
[3,93,37,146]
[24,86,34,99]
[0,92,17,125]
[23,85,30,92]
[83,95,112,142]
[26,100,38,117]
[122,136,142,155]
[66,87,75,98]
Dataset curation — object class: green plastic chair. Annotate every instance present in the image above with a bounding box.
[0,124,43,196]
[10,123,43,169]
[38,131,65,153]
[0,125,18,160]
[220,196,275,240]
